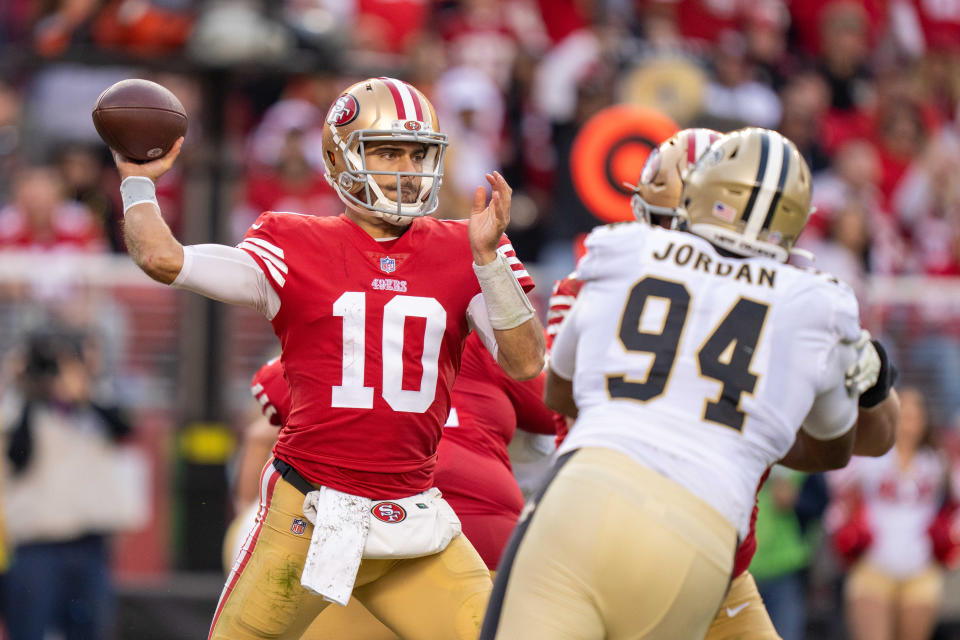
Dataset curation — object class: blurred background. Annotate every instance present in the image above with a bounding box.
[1,0,960,638]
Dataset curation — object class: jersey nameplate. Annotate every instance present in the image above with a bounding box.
[651,241,777,289]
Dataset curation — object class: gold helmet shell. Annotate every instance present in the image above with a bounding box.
[321,77,448,226]
[680,127,812,262]
[629,128,721,225]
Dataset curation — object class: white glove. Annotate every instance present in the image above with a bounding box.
[845,330,881,397]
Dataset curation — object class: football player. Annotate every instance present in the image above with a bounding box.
[481,128,899,639]
[112,77,545,640]
[227,334,558,639]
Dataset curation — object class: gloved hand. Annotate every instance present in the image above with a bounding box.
[845,330,880,398]
[845,330,898,408]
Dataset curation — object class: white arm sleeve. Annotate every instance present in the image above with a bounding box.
[466,293,498,359]
[802,340,859,441]
[171,244,281,320]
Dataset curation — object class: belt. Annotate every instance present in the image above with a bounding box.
[272,458,315,496]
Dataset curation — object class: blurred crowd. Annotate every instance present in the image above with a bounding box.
[3,1,960,638]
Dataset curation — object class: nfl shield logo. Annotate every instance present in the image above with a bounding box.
[290,518,307,535]
[380,257,396,273]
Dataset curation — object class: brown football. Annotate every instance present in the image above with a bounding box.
[92,79,187,162]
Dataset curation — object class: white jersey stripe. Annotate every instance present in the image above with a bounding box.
[238,242,287,287]
[744,135,785,239]
[251,383,264,395]
[238,241,288,275]
[244,236,286,260]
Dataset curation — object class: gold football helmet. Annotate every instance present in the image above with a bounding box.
[321,77,448,225]
[680,128,812,262]
[628,128,721,225]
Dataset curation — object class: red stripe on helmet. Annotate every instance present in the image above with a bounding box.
[405,82,424,121]
[378,77,407,119]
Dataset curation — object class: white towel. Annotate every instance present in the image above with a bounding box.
[300,487,372,606]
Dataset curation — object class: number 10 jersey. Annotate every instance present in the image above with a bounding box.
[551,222,861,537]
[239,211,533,499]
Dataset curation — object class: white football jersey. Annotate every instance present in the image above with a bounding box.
[552,223,862,537]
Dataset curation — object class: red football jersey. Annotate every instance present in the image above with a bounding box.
[238,212,533,499]
[250,357,289,427]
[435,332,557,568]
[546,274,583,446]
[248,332,558,569]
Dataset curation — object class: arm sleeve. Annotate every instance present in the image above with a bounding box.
[548,298,580,380]
[467,235,536,358]
[496,235,535,293]
[802,278,861,440]
[171,244,281,320]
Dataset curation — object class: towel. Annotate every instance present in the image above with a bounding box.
[300,486,372,606]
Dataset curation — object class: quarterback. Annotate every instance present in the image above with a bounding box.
[482,128,898,639]
[112,77,544,640]
[232,335,558,639]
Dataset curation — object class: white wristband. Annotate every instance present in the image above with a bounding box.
[120,176,159,214]
[473,252,535,330]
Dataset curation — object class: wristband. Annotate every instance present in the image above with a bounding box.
[473,252,535,330]
[860,339,898,408]
[120,176,159,214]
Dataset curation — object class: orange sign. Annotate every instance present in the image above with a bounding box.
[570,105,678,223]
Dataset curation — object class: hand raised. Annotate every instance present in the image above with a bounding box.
[468,171,512,265]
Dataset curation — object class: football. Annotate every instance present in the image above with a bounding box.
[92,79,187,162]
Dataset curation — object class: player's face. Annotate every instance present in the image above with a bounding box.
[365,141,426,204]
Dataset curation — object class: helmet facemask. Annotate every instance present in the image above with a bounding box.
[330,125,448,226]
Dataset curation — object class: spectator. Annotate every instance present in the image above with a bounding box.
[831,387,949,640]
[750,468,821,640]
[702,30,782,128]
[816,2,874,114]
[893,130,960,275]
[778,70,832,173]
[57,144,120,252]
[1,326,142,640]
[0,167,105,252]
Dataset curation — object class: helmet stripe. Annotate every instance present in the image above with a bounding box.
[378,77,407,119]
[740,131,769,230]
[404,82,424,121]
[761,138,791,230]
[744,132,785,239]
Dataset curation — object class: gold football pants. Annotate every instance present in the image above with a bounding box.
[481,447,738,640]
[211,461,492,639]
[705,571,782,640]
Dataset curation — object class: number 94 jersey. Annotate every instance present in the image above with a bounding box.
[551,222,861,538]
[239,211,533,500]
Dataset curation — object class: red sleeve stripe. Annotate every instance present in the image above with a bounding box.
[497,244,530,278]
[238,241,288,288]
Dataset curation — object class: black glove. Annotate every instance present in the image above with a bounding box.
[859,339,898,408]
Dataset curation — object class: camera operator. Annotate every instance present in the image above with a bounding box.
[1,327,134,640]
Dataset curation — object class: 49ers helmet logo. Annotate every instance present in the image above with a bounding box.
[404,121,422,131]
[327,94,359,126]
[371,502,406,523]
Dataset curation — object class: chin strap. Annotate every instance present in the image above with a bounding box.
[788,246,816,262]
